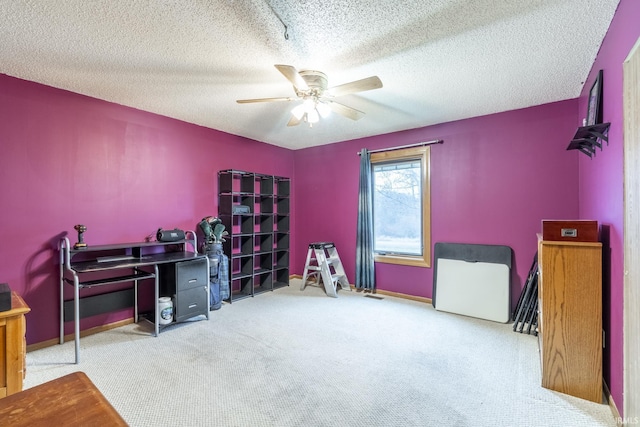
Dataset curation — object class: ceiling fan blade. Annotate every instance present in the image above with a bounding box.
[287,115,302,127]
[236,97,295,104]
[275,64,309,91]
[323,100,365,121]
[328,76,383,97]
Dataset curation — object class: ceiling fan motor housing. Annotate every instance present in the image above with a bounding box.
[297,70,328,97]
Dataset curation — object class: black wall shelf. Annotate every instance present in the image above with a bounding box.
[566,123,611,158]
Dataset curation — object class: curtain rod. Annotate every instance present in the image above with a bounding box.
[357,139,443,155]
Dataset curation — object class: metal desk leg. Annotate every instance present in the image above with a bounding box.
[59,238,68,346]
[59,260,64,345]
[154,264,159,337]
[134,280,138,323]
[74,276,80,364]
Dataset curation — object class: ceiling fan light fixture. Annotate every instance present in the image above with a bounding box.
[302,98,315,111]
[306,109,320,124]
[316,102,331,118]
[291,103,306,120]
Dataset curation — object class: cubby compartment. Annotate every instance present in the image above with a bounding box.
[276,197,289,215]
[255,233,274,254]
[276,177,290,197]
[257,174,274,195]
[274,268,289,289]
[231,277,253,299]
[275,215,289,233]
[260,196,274,214]
[274,250,289,269]
[255,252,273,273]
[254,271,273,294]
[276,232,289,250]
[256,214,274,233]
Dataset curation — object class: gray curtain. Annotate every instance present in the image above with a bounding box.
[355,149,375,290]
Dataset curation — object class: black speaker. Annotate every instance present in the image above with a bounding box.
[156,228,185,242]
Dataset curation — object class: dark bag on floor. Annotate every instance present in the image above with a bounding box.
[210,279,222,310]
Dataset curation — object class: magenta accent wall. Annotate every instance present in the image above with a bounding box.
[0,74,294,345]
[294,99,579,305]
[576,0,639,414]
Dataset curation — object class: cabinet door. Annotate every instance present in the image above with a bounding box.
[176,259,208,292]
[175,286,208,322]
[539,241,602,402]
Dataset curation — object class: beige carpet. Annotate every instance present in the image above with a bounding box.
[24,279,616,426]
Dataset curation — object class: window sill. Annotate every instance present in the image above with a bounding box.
[374,254,431,268]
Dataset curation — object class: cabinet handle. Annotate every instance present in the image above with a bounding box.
[188,304,197,308]
[188,279,197,283]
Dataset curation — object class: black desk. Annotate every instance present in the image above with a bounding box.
[59,234,209,363]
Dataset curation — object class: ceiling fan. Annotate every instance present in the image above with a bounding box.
[236,64,383,127]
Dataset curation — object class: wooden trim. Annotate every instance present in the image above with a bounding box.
[369,288,432,304]
[374,253,429,267]
[623,35,640,422]
[295,274,433,304]
[26,318,134,352]
[539,239,602,248]
[370,146,432,268]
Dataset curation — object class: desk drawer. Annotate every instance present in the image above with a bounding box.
[175,286,208,322]
[176,258,208,291]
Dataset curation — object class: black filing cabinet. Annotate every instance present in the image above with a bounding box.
[159,258,209,322]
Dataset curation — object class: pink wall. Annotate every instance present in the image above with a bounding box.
[576,0,639,414]
[0,74,294,345]
[294,99,580,306]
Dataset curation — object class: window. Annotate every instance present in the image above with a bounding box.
[370,146,431,267]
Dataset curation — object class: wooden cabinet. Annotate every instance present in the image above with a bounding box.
[537,237,602,402]
[0,292,30,398]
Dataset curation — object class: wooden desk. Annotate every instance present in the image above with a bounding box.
[0,292,30,398]
[0,371,127,426]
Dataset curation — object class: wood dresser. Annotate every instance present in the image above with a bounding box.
[537,236,603,402]
[0,292,30,398]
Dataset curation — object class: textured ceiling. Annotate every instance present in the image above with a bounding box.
[0,1,619,150]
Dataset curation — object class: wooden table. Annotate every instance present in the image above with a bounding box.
[0,371,127,426]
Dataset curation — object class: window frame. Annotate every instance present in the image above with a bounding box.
[370,146,431,268]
